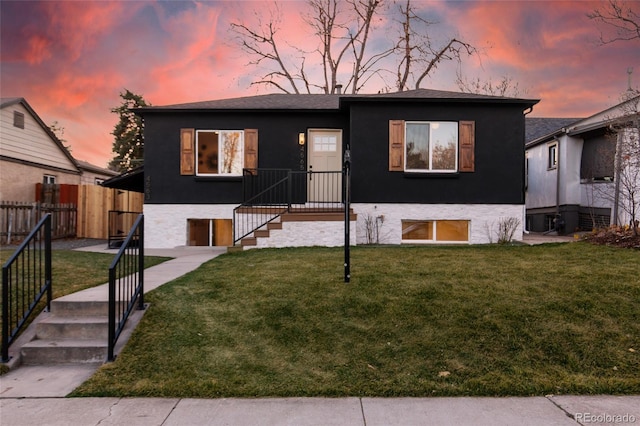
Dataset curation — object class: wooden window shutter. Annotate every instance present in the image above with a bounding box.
[459,121,475,172]
[389,120,405,171]
[244,129,258,170]
[180,128,195,175]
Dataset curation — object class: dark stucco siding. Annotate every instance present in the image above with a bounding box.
[142,98,529,206]
[143,111,347,204]
[348,102,527,204]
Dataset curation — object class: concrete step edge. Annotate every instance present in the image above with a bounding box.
[22,339,108,348]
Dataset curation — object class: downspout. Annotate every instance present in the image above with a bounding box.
[523,106,534,234]
[555,136,561,218]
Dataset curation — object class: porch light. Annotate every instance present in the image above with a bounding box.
[298,133,306,145]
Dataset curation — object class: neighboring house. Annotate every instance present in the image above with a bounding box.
[76,160,119,186]
[136,89,538,249]
[525,94,640,234]
[0,98,114,203]
[1,97,80,202]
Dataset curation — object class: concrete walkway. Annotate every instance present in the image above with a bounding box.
[522,232,578,245]
[2,241,638,425]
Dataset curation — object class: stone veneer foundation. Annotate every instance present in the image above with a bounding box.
[143,203,525,248]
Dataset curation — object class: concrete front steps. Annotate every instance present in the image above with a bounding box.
[238,210,357,249]
[19,298,111,365]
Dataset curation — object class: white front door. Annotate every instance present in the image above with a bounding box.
[307,129,342,203]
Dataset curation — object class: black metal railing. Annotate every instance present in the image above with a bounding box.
[108,210,142,249]
[234,169,344,244]
[107,214,144,361]
[2,214,52,362]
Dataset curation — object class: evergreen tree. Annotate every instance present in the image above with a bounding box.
[109,89,149,172]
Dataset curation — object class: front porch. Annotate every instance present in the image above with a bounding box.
[232,169,354,248]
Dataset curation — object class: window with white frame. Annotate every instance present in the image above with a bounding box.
[405,122,458,172]
[196,130,244,175]
[548,143,558,169]
[401,219,469,243]
[43,175,56,184]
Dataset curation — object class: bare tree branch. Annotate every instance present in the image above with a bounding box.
[391,0,478,91]
[230,5,301,93]
[456,72,523,97]
[414,38,477,90]
[393,0,435,91]
[347,0,384,93]
[588,0,640,44]
[229,0,477,94]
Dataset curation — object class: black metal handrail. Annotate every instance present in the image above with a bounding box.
[2,214,52,362]
[233,169,344,245]
[234,169,290,244]
[108,210,142,249]
[107,214,144,361]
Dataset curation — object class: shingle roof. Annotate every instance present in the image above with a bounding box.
[137,89,539,113]
[1,97,24,108]
[525,117,582,143]
[152,93,342,110]
[75,160,119,176]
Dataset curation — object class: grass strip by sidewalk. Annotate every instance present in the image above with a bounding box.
[73,243,640,397]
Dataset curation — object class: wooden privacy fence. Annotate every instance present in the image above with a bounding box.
[0,202,76,244]
[77,185,143,239]
[1,185,143,244]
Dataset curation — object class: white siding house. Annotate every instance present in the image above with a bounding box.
[525,95,640,233]
[1,98,80,202]
[1,98,116,203]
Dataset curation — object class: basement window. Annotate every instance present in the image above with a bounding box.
[401,220,469,243]
[187,219,232,246]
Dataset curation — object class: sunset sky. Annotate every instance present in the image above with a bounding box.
[1,0,638,168]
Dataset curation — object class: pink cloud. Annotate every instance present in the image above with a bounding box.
[37,1,139,62]
[25,34,53,65]
[2,0,638,167]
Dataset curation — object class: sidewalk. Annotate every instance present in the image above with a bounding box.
[1,395,639,425]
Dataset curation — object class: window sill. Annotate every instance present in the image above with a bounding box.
[403,172,460,178]
[401,240,470,245]
[194,176,242,182]
[580,178,615,184]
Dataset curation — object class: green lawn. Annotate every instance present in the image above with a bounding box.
[73,243,640,397]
